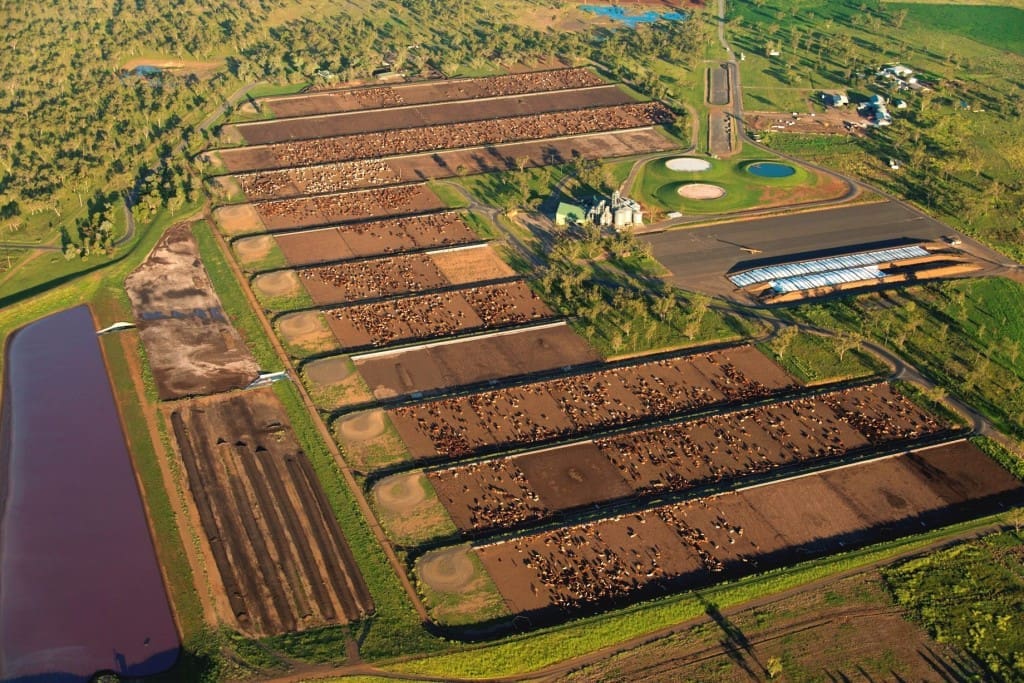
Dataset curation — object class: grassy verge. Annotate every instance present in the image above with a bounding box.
[462,210,498,240]
[759,329,886,386]
[380,513,1011,679]
[426,181,470,209]
[192,220,279,369]
[972,436,1024,481]
[271,382,445,660]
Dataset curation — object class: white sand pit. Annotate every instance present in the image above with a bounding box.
[677,183,726,200]
[666,157,712,172]
[253,270,300,298]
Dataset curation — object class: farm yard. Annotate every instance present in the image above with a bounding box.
[261,211,481,268]
[382,345,797,462]
[322,280,554,351]
[425,383,949,535]
[198,64,1023,648]
[233,128,676,200]
[469,441,1022,616]
[233,84,637,145]
[214,102,674,173]
[169,389,374,637]
[260,67,608,118]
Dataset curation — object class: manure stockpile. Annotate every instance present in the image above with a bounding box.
[171,389,373,636]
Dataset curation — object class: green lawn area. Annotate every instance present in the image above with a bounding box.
[759,329,887,385]
[786,278,1024,439]
[632,150,816,215]
[888,3,1024,56]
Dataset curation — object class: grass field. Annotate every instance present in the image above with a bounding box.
[634,151,814,215]
[758,329,886,385]
[786,278,1024,439]
[888,3,1024,55]
[883,529,1024,679]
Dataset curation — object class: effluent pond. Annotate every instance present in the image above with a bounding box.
[746,161,797,178]
[0,306,178,681]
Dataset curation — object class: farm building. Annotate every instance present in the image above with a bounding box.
[555,201,585,226]
[821,91,849,107]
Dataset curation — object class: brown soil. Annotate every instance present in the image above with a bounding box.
[169,389,374,637]
[388,345,795,461]
[323,280,554,351]
[254,184,446,231]
[238,85,634,145]
[354,323,599,400]
[235,128,676,200]
[121,58,223,77]
[214,204,266,236]
[303,356,352,385]
[430,245,515,284]
[277,311,336,355]
[253,270,301,299]
[273,212,479,267]
[474,441,1023,615]
[334,409,412,472]
[124,223,260,399]
[233,234,276,265]
[747,107,868,136]
[295,244,512,306]
[374,471,427,513]
[262,67,606,118]
[428,383,947,534]
[565,572,971,682]
[218,102,674,173]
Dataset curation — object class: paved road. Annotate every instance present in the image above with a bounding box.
[641,201,1011,297]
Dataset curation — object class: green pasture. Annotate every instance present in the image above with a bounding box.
[634,152,811,214]
[888,3,1024,56]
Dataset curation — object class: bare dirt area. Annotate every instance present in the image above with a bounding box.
[708,63,730,106]
[564,571,975,682]
[372,470,456,546]
[709,109,734,156]
[354,322,600,400]
[217,102,674,173]
[277,310,337,356]
[214,203,266,236]
[233,128,676,200]
[236,85,634,145]
[169,389,374,637]
[746,108,866,136]
[296,244,512,306]
[233,234,276,265]
[427,383,947,535]
[473,441,1024,616]
[388,345,796,461]
[262,67,606,118]
[254,184,446,231]
[324,280,553,351]
[125,223,259,399]
[253,269,301,299]
[273,211,479,267]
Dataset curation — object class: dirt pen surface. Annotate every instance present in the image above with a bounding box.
[388,345,796,461]
[354,322,600,399]
[235,85,634,145]
[471,440,1024,615]
[427,383,947,534]
[125,223,259,399]
[262,67,607,118]
[254,184,446,231]
[170,389,373,636]
[233,128,676,200]
[324,280,553,350]
[214,203,265,236]
[217,102,674,173]
[296,244,514,306]
[273,211,479,267]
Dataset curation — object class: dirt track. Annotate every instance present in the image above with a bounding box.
[170,389,373,637]
[125,223,259,399]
